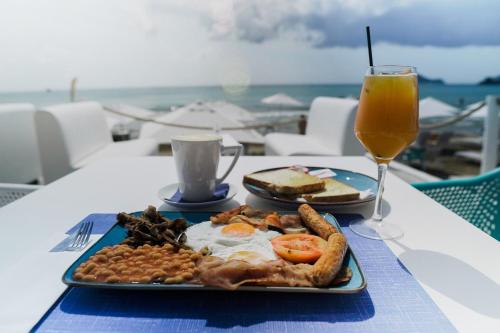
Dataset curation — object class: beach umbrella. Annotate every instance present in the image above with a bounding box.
[419,97,457,119]
[139,101,264,145]
[467,101,488,119]
[103,103,158,132]
[261,93,304,107]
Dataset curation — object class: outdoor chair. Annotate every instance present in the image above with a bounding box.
[400,131,431,168]
[0,103,42,184]
[0,183,43,208]
[264,97,365,156]
[35,101,158,183]
[413,167,500,240]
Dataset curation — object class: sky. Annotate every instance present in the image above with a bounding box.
[1,0,500,91]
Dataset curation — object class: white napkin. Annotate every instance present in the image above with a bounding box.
[308,168,337,179]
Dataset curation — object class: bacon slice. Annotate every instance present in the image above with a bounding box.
[198,257,314,290]
[279,214,303,228]
[198,255,352,290]
[210,206,249,224]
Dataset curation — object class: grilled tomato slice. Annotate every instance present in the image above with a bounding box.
[271,234,327,263]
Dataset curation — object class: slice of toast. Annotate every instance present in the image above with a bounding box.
[244,169,325,195]
[302,178,360,202]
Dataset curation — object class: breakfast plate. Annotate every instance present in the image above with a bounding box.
[243,166,377,209]
[62,210,366,294]
[158,183,237,208]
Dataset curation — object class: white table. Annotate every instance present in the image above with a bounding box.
[0,156,498,333]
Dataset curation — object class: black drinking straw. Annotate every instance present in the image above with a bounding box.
[366,26,373,67]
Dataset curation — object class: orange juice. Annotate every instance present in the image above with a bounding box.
[355,73,419,164]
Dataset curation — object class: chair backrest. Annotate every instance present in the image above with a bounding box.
[0,183,42,208]
[416,131,431,147]
[435,131,453,145]
[306,97,365,155]
[35,101,112,183]
[413,168,500,240]
[0,103,42,183]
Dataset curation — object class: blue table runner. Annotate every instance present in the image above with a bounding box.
[34,214,456,333]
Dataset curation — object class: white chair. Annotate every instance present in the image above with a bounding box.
[35,101,158,183]
[265,97,365,156]
[0,183,43,207]
[0,103,42,184]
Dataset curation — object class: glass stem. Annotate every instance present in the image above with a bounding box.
[372,163,388,222]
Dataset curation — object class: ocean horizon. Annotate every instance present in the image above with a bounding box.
[0,83,499,112]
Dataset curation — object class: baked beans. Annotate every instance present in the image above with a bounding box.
[73,244,202,284]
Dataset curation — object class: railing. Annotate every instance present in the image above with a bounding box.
[103,106,303,132]
[420,101,486,130]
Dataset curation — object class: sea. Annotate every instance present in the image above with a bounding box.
[1,84,499,112]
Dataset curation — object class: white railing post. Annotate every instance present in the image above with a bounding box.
[481,95,499,173]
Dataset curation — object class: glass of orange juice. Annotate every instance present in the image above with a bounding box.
[350,65,419,240]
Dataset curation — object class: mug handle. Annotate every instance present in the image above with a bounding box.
[216,143,243,185]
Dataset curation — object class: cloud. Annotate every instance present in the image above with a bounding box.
[192,0,500,48]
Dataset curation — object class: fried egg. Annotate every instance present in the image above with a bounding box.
[185,221,280,264]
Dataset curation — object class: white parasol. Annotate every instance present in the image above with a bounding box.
[419,97,457,119]
[261,93,304,107]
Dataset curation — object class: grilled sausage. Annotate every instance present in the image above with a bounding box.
[298,204,338,240]
[311,233,348,287]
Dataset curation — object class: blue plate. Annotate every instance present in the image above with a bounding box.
[243,166,377,208]
[62,211,366,294]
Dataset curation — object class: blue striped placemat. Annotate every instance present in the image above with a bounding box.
[34,214,456,333]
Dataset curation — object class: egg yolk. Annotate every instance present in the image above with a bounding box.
[221,223,255,237]
[228,251,267,265]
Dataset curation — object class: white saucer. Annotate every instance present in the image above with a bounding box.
[158,183,237,208]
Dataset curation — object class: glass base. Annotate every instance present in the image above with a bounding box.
[349,219,403,240]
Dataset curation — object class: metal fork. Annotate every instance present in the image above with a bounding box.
[66,221,93,251]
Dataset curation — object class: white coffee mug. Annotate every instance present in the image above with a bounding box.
[171,134,242,202]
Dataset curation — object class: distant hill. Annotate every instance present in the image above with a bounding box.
[479,75,500,85]
[419,75,445,84]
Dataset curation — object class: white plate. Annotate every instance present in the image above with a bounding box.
[158,183,237,208]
